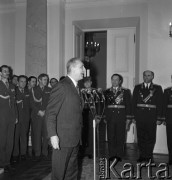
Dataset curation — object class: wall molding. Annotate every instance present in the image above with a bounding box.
[47,0,61,6]
[65,0,148,9]
[0,0,26,14]
[15,0,27,7]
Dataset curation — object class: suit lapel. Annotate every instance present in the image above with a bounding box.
[65,76,80,97]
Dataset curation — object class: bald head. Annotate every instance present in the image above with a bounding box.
[143,70,154,83]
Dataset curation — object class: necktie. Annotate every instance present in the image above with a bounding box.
[145,84,149,90]
[21,89,24,93]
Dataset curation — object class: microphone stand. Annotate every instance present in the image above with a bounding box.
[93,118,96,180]
[82,89,105,180]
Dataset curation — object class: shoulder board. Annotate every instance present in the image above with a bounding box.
[105,88,111,92]
[46,86,52,91]
[152,83,161,87]
[121,87,129,90]
[135,83,142,86]
[164,87,172,90]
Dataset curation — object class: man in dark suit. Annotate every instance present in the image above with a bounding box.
[132,70,163,162]
[0,65,18,174]
[46,58,85,180]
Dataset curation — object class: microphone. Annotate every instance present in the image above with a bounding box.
[92,89,100,99]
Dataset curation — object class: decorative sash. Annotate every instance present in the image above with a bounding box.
[0,95,10,99]
[115,91,124,104]
[0,95,11,108]
[16,100,23,108]
[31,88,42,104]
[143,89,155,103]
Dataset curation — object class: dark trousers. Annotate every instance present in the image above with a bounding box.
[136,108,157,158]
[166,122,172,160]
[32,116,48,156]
[82,109,93,155]
[13,121,29,156]
[0,122,15,167]
[51,145,79,180]
[106,109,126,158]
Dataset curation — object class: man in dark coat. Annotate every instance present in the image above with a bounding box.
[104,73,132,162]
[30,73,51,160]
[46,58,85,180]
[0,65,18,174]
[12,75,30,162]
[132,70,163,162]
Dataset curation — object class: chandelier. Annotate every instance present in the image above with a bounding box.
[84,32,100,58]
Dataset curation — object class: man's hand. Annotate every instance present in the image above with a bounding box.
[132,119,136,124]
[38,110,45,117]
[15,118,18,124]
[95,115,101,124]
[156,120,162,125]
[163,121,166,126]
[126,119,131,131]
[50,135,60,150]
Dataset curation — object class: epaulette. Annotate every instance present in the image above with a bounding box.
[164,86,172,90]
[121,87,129,90]
[152,83,160,87]
[135,83,142,87]
[105,88,111,93]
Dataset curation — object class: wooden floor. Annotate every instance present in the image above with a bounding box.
[0,122,170,180]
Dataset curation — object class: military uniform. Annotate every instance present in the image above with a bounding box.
[13,87,30,158]
[0,81,18,168]
[30,85,51,157]
[163,87,172,162]
[132,83,163,160]
[104,86,132,159]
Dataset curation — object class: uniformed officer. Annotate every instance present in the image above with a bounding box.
[162,76,172,165]
[28,76,37,90]
[27,76,37,156]
[132,70,163,162]
[104,73,132,162]
[0,65,18,174]
[12,75,30,162]
[30,73,51,161]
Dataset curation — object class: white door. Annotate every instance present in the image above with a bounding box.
[73,25,84,59]
[107,28,137,143]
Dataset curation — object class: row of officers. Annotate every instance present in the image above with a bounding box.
[80,70,172,166]
[0,64,172,174]
[0,65,55,174]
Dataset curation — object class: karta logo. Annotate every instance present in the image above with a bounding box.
[99,158,172,179]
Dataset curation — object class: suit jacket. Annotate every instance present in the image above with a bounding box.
[46,76,83,147]
[0,81,18,124]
